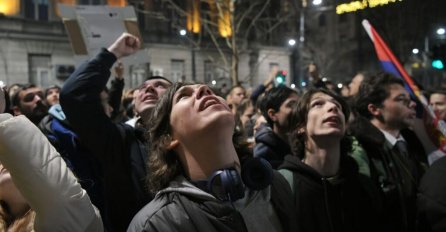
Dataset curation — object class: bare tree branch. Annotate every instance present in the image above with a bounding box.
[235,1,264,33]
[243,0,271,42]
[202,21,230,67]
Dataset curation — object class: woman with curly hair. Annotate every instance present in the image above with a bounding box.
[128,82,295,232]
[279,88,384,232]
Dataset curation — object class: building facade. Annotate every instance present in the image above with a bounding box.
[0,0,293,90]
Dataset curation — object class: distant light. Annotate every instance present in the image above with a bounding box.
[211,80,217,85]
[312,0,322,6]
[432,60,444,69]
[337,83,343,89]
[0,80,4,88]
[437,28,446,36]
[301,81,307,87]
[412,48,419,54]
[411,62,420,69]
[322,77,328,82]
[291,83,296,89]
[288,39,296,46]
[179,29,187,36]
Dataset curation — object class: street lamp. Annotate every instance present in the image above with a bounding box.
[412,48,419,54]
[312,0,322,6]
[179,29,196,81]
[296,0,333,87]
[288,39,296,46]
[436,27,445,36]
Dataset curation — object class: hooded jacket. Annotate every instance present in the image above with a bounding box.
[279,155,384,232]
[128,171,296,232]
[254,124,291,169]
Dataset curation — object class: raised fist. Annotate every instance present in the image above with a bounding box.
[107,33,141,59]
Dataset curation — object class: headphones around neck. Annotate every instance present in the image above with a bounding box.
[193,157,273,202]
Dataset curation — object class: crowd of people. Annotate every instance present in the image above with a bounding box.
[1,32,446,231]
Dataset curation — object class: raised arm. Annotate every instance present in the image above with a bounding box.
[109,61,125,122]
[0,114,103,231]
[60,33,141,160]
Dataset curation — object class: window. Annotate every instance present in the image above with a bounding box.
[204,60,214,84]
[318,14,326,27]
[131,69,146,88]
[28,54,51,87]
[24,0,49,21]
[78,0,103,5]
[171,59,185,82]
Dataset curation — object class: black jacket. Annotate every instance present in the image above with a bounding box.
[349,116,427,232]
[279,155,384,232]
[418,156,446,232]
[60,49,151,232]
[254,124,291,169]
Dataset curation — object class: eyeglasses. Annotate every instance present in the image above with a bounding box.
[22,91,44,103]
[394,96,412,107]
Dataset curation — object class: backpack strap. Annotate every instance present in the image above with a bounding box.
[270,170,297,231]
[278,169,295,194]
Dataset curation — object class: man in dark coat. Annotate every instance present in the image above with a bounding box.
[60,33,172,231]
[350,72,427,232]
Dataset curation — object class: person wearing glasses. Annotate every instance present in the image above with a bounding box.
[11,84,48,125]
[60,33,172,231]
[349,72,427,232]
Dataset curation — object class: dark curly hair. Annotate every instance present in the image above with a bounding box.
[354,72,404,120]
[288,88,352,159]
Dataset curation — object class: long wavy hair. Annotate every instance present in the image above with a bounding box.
[144,82,185,194]
[144,82,251,194]
[0,203,35,232]
[288,88,352,159]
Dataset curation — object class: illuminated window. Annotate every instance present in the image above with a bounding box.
[187,0,200,33]
[0,0,20,16]
[107,0,126,6]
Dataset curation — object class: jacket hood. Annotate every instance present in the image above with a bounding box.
[280,155,359,184]
[255,125,291,153]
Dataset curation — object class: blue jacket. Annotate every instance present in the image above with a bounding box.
[254,124,291,169]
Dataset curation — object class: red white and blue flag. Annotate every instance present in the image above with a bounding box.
[362,19,446,153]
